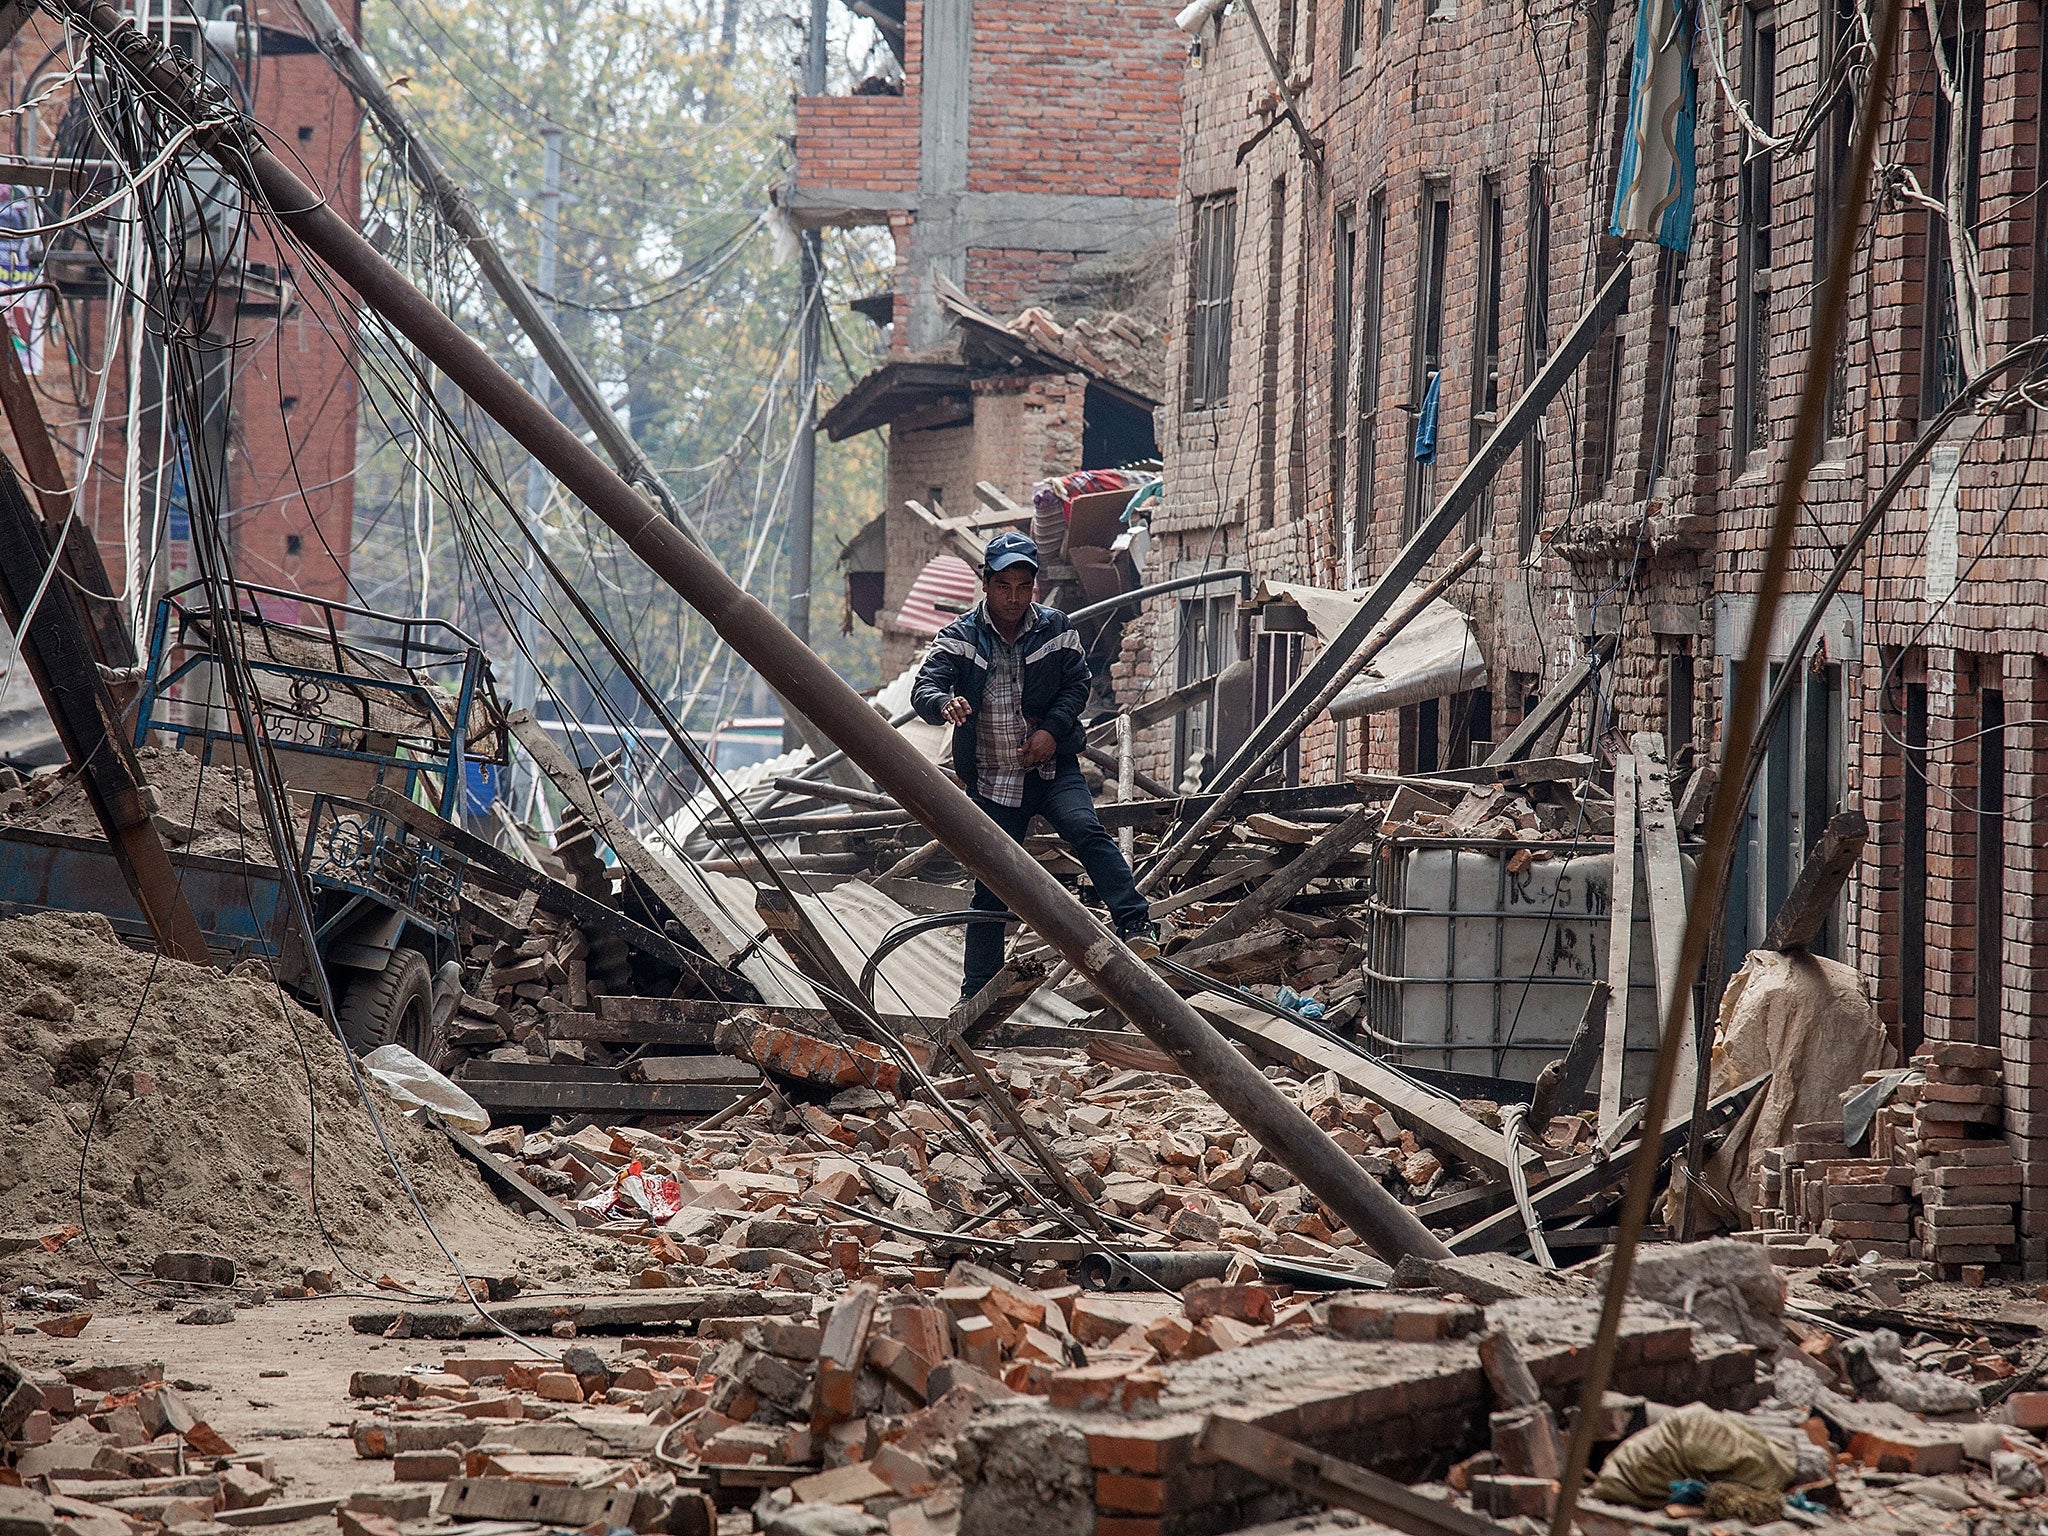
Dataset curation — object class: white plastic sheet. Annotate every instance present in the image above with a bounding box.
[362,1043,490,1135]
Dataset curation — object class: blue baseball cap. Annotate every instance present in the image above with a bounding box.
[983,530,1040,573]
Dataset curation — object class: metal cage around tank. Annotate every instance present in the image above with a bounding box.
[1357,833,1698,1093]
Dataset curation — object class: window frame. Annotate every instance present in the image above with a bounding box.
[1186,193,1239,412]
[1403,183,1452,536]
[1733,4,1777,474]
[1519,163,1551,556]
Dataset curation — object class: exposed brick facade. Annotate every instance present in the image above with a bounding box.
[0,0,360,620]
[1146,0,2048,1264]
[786,0,1184,675]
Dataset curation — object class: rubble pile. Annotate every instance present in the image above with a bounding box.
[0,911,574,1291]
[466,1036,1482,1268]
[0,749,286,863]
[13,1240,2048,1536]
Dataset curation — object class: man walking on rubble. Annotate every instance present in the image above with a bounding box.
[913,531,1158,1001]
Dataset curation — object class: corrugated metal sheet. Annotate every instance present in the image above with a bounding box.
[893,555,978,637]
[661,865,1080,1032]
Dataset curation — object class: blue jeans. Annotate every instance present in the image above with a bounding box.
[961,761,1150,1000]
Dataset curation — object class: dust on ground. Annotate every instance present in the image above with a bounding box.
[0,909,606,1293]
[0,745,294,862]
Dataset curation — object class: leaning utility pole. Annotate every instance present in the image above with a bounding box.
[783,0,826,745]
[288,0,855,778]
[83,0,1446,1265]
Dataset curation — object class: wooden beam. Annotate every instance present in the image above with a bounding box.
[1081,743,1173,800]
[1148,858,1282,918]
[1122,675,1220,733]
[1206,262,1633,798]
[1531,980,1608,1127]
[509,711,740,966]
[1599,757,1639,1130]
[366,785,698,975]
[1191,991,1543,1185]
[435,1121,577,1230]
[1629,734,1696,1116]
[0,460,207,963]
[1187,801,1381,951]
[754,886,875,1036]
[1429,754,1598,788]
[946,955,1049,1044]
[451,1065,751,1117]
[1196,1416,1517,1536]
[0,311,135,673]
[1484,635,1619,767]
[902,499,989,568]
[1764,809,1866,952]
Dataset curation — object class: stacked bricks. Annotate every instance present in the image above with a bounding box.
[1816,1163,1915,1257]
[1903,1042,2020,1273]
[1751,1120,1911,1261]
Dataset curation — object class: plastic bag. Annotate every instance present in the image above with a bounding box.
[579,1160,685,1223]
[362,1044,490,1135]
[1589,1402,1798,1508]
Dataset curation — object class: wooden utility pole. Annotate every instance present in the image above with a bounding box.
[0,455,208,963]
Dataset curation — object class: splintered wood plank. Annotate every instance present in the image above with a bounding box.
[1191,801,1382,951]
[1628,733,1696,1119]
[1600,756,1639,1131]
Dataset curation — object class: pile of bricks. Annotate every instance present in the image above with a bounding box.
[453,907,633,1066]
[0,1357,292,1531]
[1751,1042,2020,1276]
[1752,1121,1907,1257]
[1896,1043,2020,1274]
[471,1041,1484,1267]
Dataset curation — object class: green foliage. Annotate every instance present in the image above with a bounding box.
[349,0,890,739]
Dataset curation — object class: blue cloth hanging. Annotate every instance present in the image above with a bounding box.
[1413,369,1441,464]
[1611,0,1699,251]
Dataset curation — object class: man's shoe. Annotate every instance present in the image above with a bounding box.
[1119,921,1161,959]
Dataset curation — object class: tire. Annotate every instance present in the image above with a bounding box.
[337,948,435,1058]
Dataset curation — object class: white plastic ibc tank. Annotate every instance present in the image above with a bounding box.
[1379,843,1685,1093]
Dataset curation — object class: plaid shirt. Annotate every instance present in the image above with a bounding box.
[974,612,1057,808]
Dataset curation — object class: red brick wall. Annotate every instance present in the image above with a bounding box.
[963,0,1184,199]
[0,0,360,616]
[1138,0,2048,1268]
[793,95,919,199]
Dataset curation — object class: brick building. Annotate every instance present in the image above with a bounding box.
[781,0,1186,675]
[1139,0,2048,1262]
[1,0,359,635]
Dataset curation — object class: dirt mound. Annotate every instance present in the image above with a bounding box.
[0,910,586,1289]
[0,746,293,862]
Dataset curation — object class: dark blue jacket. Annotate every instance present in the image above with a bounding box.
[911,603,1092,790]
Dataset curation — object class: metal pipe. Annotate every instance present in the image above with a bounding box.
[284,0,852,777]
[1064,568,1253,627]
[71,1,1447,1265]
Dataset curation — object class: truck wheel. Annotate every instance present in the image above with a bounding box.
[338,949,434,1057]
